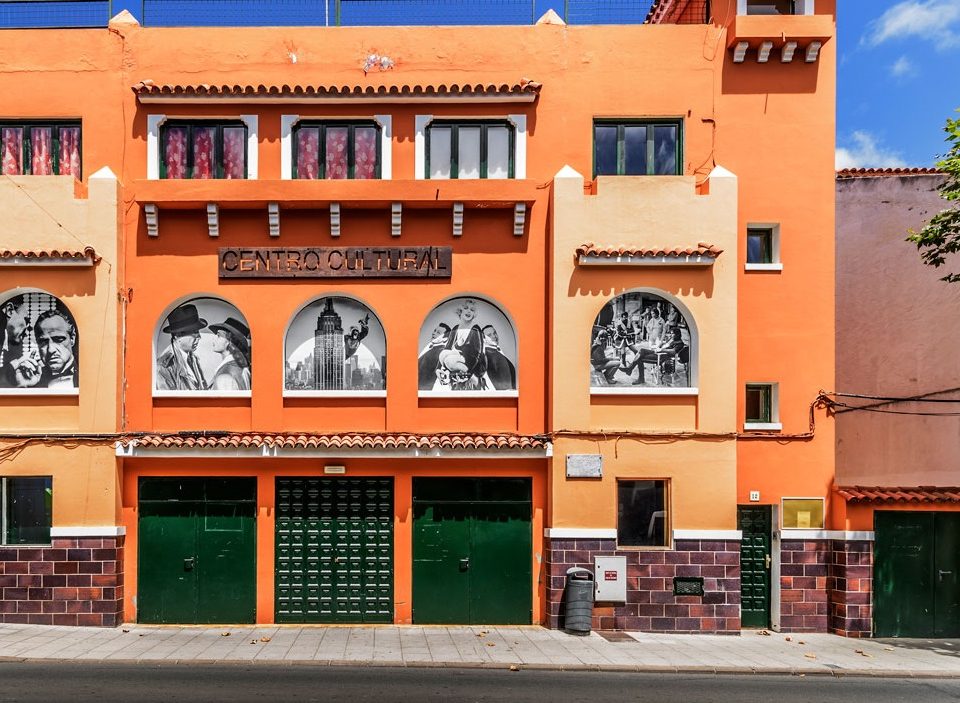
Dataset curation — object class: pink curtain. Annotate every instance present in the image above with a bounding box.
[354,127,377,179]
[192,126,216,179]
[30,128,53,175]
[1,128,22,175]
[223,127,245,179]
[164,127,188,179]
[325,127,348,179]
[58,127,81,177]
[296,128,319,179]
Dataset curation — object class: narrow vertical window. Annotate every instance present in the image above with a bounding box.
[747,228,773,264]
[745,384,774,424]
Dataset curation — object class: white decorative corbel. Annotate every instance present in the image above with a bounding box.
[513,203,526,237]
[781,41,798,62]
[733,41,749,63]
[144,203,159,237]
[757,41,773,63]
[452,202,464,237]
[330,203,341,238]
[268,202,280,237]
[391,202,402,237]
[805,41,822,63]
[206,203,219,238]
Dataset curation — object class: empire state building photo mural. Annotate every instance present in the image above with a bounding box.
[284,296,386,392]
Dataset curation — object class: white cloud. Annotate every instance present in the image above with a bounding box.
[864,0,960,50]
[890,55,917,77]
[836,131,908,169]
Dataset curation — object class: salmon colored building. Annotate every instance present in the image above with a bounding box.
[0,0,845,633]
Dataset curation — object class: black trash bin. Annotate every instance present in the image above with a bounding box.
[564,566,594,635]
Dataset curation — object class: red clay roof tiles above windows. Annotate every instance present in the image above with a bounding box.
[837,486,960,503]
[0,247,99,263]
[132,80,541,102]
[836,167,942,179]
[576,242,723,260]
[122,432,548,452]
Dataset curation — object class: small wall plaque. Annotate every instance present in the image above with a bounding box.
[566,454,602,478]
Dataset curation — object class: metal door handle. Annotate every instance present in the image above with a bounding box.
[940,570,953,580]
[459,558,470,572]
[183,557,195,571]
[765,555,771,569]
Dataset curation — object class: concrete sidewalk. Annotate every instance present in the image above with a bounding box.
[0,624,958,677]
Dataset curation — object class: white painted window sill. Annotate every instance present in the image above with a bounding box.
[592,387,699,397]
[283,390,386,399]
[0,388,79,397]
[745,263,783,272]
[419,390,519,399]
[153,391,252,399]
[743,422,782,431]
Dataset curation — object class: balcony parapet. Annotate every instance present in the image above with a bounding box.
[727,13,832,63]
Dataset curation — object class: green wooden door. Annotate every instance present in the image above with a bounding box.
[934,513,960,637]
[275,478,393,623]
[738,506,771,629]
[412,478,531,625]
[138,478,256,624]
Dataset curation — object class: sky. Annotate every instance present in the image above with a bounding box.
[837,0,960,168]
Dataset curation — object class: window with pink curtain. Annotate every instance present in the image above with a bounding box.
[296,128,320,179]
[354,127,377,180]
[1,128,23,175]
[325,127,349,180]
[30,128,53,175]
[58,127,81,177]
[163,127,188,179]
[192,126,216,179]
[222,127,246,179]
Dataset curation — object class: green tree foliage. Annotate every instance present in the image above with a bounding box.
[908,113,960,282]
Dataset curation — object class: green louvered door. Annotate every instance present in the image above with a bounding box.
[738,506,771,629]
[275,478,393,623]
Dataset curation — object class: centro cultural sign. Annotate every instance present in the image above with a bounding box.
[218,247,453,279]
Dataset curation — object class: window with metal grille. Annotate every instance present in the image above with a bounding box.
[426,120,515,179]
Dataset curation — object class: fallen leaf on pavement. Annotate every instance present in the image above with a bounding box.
[758,630,771,636]
[884,647,895,651]
[221,632,231,637]
[486,642,495,647]
[122,629,130,633]
[804,653,817,659]
[798,641,805,645]
[260,636,271,643]
[509,665,519,671]
[785,636,792,642]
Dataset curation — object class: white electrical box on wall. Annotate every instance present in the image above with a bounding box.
[594,556,627,603]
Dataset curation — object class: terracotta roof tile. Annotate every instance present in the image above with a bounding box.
[122,432,548,452]
[576,242,723,260]
[0,247,99,263]
[836,167,942,179]
[837,486,960,503]
[133,80,541,101]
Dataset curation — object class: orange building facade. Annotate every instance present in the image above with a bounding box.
[0,0,844,633]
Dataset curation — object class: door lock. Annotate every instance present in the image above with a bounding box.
[459,557,470,572]
[183,557,195,571]
[765,554,771,569]
[940,570,953,581]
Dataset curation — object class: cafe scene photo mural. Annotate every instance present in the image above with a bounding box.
[154,297,252,393]
[0,291,78,391]
[590,292,692,389]
[418,296,517,393]
[285,296,386,392]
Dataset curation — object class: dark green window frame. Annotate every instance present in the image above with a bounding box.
[291,120,382,179]
[745,384,773,423]
[747,228,773,264]
[425,120,515,179]
[159,120,248,179]
[592,119,682,177]
[0,121,81,176]
[2,477,52,546]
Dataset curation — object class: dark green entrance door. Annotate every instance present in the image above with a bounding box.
[875,511,960,637]
[275,478,393,623]
[138,478,256,624]
[412,478,531,625]
[738,505,771,628]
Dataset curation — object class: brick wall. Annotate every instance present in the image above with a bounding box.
[828,539,872,637]
[546,538,740,633]
[778,539,829,632]
[0,536,124,626]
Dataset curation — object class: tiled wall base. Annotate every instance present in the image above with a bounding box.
[545,538,741,634]
[828,540,872,637]
[0,536,124,626]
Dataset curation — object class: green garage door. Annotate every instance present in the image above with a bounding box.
[275,478,393,623]
[138,477,256,624]
[875,511,960,637]
[413,477,532,625]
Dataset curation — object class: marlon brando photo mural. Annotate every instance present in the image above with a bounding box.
[0,291,78,391]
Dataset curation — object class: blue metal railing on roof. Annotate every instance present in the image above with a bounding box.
[0,0,657,28]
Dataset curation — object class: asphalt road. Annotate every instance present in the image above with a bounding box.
[0,663,959,703]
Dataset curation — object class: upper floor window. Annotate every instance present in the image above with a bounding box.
[294,121,380,180]
[743,0,812,14]
[0,122,81,177]
[593,120,681,177]
[161,121,247,179]
[427,120,514,179]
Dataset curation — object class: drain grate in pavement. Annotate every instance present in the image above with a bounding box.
[597,631,635,643]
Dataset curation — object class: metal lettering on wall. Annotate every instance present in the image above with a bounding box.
[218,247,452,279]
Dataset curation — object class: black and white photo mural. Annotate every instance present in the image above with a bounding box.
[590,292,693,389]
[418,296,517,393]
[0,291,78,391]
[285,296,386,392]
[154,297,251,393]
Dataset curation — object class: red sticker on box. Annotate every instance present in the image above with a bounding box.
[604,571,617,580]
